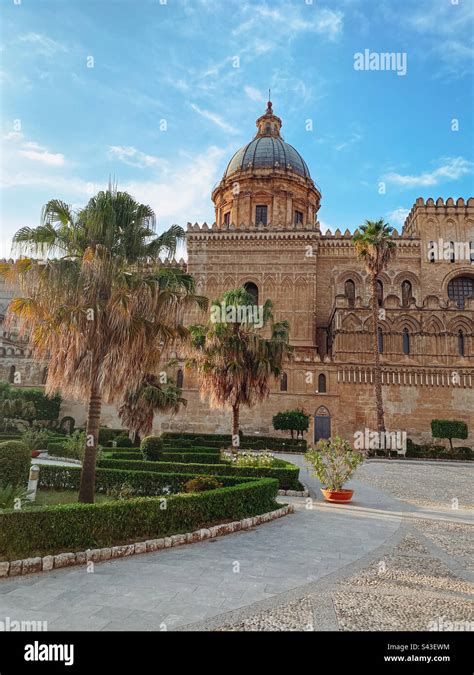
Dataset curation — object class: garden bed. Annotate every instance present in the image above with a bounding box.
[0,464,280,560]
[97,457,301,490]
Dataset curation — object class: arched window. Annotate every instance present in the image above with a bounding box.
[378,328,384,354]
[376,280,383,307]
[401,280,412,308]
[318,373,327,393]
[458,330,465,357]
[402,328,410,355]
[176,369,184,389]
[255,205,267,226]
[449,242,455,263]
[280,372,288,392]
[8,365,16,383]
[448,276,474,309]
[244,282,259,305]
[344,279,355,308]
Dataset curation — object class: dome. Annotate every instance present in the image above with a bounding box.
[223,100,311,180]
[224,136,311,179]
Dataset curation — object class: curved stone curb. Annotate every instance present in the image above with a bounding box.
[278,488,309,497]
[0,504,294,579]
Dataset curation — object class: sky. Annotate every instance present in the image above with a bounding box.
[1,0,473,257]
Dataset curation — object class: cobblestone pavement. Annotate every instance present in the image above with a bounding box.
[1,457,472,631]
[355,459,473,510]
[214,457,473,632]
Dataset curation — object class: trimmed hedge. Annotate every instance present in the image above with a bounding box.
[98,457,300,490]
[406,439,472,461]
[98,428,125,446]
[1,472,279,559]
[106,452,143,461]
[161,432,307,452]
[0,441,31,487]
[106,451,226,464]
[38,464,252,494]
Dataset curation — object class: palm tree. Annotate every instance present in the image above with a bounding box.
[353,219,396,435]
[118,373,187,444]
[0,189,206,502]
[187,287,292,449]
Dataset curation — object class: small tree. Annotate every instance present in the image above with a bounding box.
[273,409,309,439]
[305,437,364,491]
[431,419,468,452]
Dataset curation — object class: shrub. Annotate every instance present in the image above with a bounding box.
[1,470,279,559]
[0,441,31,487]
[0,484,31,510]
[106,452,142,461]
[115,434,133,448]
[98,428,124,446]
[160,452,227,464]
[431,420,468,451]
[305,437,364,491]
[184,476,223,493]
[105,482,136,500]
[141,436,164,461]
[20,427,51,452]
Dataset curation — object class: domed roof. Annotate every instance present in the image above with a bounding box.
[223,101,311,180]
[225,136,310,179]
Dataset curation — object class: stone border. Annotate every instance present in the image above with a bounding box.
[278,488,309,497]
[0,504,294,579]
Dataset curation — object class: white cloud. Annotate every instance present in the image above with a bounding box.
[335,133,362,152]
[244,85,266,103]
[234,5,343,42]
[386,208,410,227]
[19,142,65,166]
[190,104,238,134]
[18,33,67,57]
[383,157,473,188]
[120,145,227,226]
[108,145,163,169]
[3,131,23,141]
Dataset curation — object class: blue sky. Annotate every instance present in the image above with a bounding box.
[1,0,473,257]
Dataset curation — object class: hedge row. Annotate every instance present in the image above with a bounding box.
[0,475,279,559]
[105,451,227,464]
[38,464,251,494]
[161,432,307,452]
[98,457,300,490]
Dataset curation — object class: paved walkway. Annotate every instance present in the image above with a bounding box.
[1,456,471,631]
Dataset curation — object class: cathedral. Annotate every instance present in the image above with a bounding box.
[1,101,473,445]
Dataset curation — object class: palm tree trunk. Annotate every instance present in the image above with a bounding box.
[371,274,386,440]
[78,381,102,503]
[231,403,240,454]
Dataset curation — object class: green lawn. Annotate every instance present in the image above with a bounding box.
[28,490,114,507]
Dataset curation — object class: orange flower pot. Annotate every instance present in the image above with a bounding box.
[321,488,354,503]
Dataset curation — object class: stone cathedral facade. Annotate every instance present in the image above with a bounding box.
[1,102,473,444]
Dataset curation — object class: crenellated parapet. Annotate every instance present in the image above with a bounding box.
[403,197,474,236]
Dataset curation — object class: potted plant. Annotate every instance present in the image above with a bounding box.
[305,436,364,503]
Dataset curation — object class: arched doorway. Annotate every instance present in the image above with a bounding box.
[314,406,331,443]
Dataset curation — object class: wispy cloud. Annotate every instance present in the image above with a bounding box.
[234,5,343,42]
[108,145,163,169]
[190,103,238,134]
[18,33,67,57]
[335,133,362,152]
[383,157,473,188]
[244,85,266,103]
[19,141,65,166]
[386,207,410,227]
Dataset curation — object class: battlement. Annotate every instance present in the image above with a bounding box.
[403,197,474,235]
[186,220,320,233]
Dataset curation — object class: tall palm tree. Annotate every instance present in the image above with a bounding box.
[118,373,187,444]
[0,189,206,502]
[187,287,292,449]
[353,219,396,435]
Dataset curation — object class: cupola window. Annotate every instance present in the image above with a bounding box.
[294,210,303,225]
[256,205,267,226]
